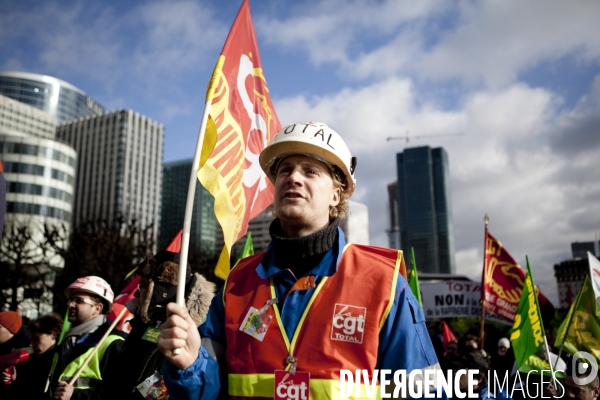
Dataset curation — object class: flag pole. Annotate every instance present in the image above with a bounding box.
[68,307,128,385]
[172,100,212,355]
[479,214,489,350]
[176,100,212,306]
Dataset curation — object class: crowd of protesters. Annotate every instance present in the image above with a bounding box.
[1,283,598,399]
[427,322,600,399]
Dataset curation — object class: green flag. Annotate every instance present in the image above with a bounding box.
[555,276,600,362]
[510,258,546,369]
[57,308,71,345]
[238,231,254,261]
[408,247,422,307]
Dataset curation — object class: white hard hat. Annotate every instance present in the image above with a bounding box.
[64,276,114,313]
[259,122,357,196]
[498,337,510,349]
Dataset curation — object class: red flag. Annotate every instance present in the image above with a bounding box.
[441,320,457,351]
[198,0,281,279]
[166,229,183,252]
[483,231,553,322]
[107,275,140,333]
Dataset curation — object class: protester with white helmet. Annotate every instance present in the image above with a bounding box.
[158,122,445,399]
[49,276,126,400]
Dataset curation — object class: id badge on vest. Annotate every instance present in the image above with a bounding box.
[274,370,310,400]
[239,298,277,342]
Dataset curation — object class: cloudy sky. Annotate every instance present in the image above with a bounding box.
[2,0,599,304]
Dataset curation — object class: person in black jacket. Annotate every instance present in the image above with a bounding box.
[106,251,215,400]
[4,314,63,399]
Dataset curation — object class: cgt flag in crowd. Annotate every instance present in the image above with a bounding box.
[198,0,281,279]
[555,276,600,362]
[483,230,554,322]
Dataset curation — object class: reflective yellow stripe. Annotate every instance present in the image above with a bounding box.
[229,373,274,397]
[379,250,402,332]
[288,277,328,356]
[228,373,382,399]
[270,243,351,359]
[59,335,124,384]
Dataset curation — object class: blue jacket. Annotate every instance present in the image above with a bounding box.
[164,228,445,399]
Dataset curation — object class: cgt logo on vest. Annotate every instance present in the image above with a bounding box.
[274,370,310,400]
[331,303,366,344]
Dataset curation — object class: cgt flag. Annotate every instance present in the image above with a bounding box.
[555,276,600,362]
[509,259,546,370]
[198,0,281,279]
[483,231,553,321]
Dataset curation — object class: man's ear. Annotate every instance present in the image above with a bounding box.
[330,186,341,206]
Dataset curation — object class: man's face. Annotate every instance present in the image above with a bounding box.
[455,369,481,392]
[0,324,13,345]
[446,343,459,359]
[273,155,340,235]
[67,291,102,325]
[498,346,508,356]
[29,332,56,354]
[566,375,600,400]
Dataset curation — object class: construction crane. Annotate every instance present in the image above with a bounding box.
[386,131,464,147]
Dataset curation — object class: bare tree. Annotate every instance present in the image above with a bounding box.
[44,217,155,315]
[0,218,53,311]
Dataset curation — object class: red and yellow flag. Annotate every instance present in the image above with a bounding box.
[483,231,553,321]
[198,0,281,279]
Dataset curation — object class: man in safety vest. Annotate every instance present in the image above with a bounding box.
[50,276,125,400]
[158,122,446,399]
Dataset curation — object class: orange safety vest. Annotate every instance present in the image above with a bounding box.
[223,244,406,399]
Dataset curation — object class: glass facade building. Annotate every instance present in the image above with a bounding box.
[56,110,163,247]
[0,71,104,125]
[0,132,76,225]
[396,146,455,274]
[160,159,216,260]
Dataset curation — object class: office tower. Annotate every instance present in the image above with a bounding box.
[56,110,163,245]
[0,94,57,138]
[339,200,370,245]
[396,146,455,274]
[554,258,590,309]
[0,71,104,124]
[571,241,598,258]
[0,96,76,317]
[160,159,216,260]
[0,93,75,231]
[220,204,275,259]
[387,181,400,249]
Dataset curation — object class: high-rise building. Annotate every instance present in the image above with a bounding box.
[554,258,589,309]
[0,96,76,317]
[219,204,275,259]
[0,94,57,138]
[396,146,455,274]
[571,241,598,259]
[387,181,400,250]
[160,159,216,260]
[56,110,163,245]
[0,71,104,124]
[339,200,370,245]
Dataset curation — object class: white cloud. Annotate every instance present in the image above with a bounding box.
[274,75,599,305]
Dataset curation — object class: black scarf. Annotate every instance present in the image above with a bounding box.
[269,218,339,278]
